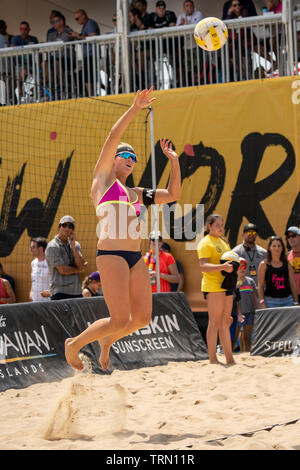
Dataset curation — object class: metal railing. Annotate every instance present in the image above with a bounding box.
[1,12,300,106]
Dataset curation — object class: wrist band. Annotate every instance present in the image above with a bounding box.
[259,299,265,304]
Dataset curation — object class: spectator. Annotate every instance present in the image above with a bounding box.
[112,13,117,33]
[46,10,66,42]
[44,12,75,98]
[161,242,184,292]
[258,236,298,309]
[176,0,203,26]
[266,0,282,14]
[70,9,100,96]
[11,22,39,102]
[148,1,177,29]
[233,223,267,287]
[29,237,50,302]
[0,20,10,48]
[222,0,257,19]
[225,0,244,19]
[234,257,258,352]
[47,13,73,43]
[45,215,87,300]
[197,214,235,365]
[286,226,300,304]
[144,231,180,293]
[134,0,151,29]
[82,271,102,297]
[129,7,145,32]
[11,21,39,47]
[0,262,16,296]
[0,276,16,304]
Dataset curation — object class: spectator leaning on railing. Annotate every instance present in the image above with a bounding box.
[222,0,257,20]
[134,0,152,29]
[148,1,177,29]
[11,22,39,102]
[70,9,100,96]
[176,0,203,26]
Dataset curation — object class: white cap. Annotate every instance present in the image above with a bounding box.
[149,230,162,240]
[59,215,75,225]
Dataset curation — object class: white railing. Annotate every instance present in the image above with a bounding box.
[0,12,299,106]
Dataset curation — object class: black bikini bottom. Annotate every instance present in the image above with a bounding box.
[96,250,142,269]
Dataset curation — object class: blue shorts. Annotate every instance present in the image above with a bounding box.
[264,295,294,308]
[237,312,255,326]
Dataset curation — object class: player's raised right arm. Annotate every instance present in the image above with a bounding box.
[93,88,155,176]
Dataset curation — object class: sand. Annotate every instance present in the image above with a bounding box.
[1,353,300,450]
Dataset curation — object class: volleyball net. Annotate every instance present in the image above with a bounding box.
[0,97,151,302]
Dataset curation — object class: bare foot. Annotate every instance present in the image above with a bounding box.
[65,338,83,371]
[98,338,111,371]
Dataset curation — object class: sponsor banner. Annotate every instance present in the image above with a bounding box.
[0,292,208,391]
[251,307,300,357]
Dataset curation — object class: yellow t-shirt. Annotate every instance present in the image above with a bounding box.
[197,235,230,292]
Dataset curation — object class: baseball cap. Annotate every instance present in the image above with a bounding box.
[59,215,75,225]
[243,223,258,233]
[285,226,300,236]
[156,1,166,7]
[149,230,162,240]
[89,271,100,282]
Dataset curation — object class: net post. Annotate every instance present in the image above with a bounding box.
[149,106,160,293]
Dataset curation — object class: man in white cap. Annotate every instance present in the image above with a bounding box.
[286,226,300,303]
[45,215,87,300]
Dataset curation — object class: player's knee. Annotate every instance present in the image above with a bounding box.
[132,308,152,330]
[110,315,130,332]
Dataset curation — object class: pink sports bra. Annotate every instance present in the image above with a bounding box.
[97,179,140,216]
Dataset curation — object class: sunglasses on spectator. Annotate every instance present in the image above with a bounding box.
[75,14,83,21]
[287,233,297,239]
[61,222,74,229]
[112,17,117,22]
[270,236,282,240]
[246,231,257,236]
[232,2,240,6]
[20,27,28,31]
[115,151,137,163]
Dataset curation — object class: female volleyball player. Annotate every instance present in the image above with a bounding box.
[65,87,181,371]
[197,214,235,365]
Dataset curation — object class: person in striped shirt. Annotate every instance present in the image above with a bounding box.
[235,257,258,352]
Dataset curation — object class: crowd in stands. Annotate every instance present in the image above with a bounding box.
[0,1,287,103]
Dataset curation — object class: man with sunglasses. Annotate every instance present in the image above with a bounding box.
[45,215,87,300]
[70,9,100,96]
[233,223,266,286]
[286,226,300,303]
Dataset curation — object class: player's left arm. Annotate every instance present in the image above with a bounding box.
[134,139,181,205]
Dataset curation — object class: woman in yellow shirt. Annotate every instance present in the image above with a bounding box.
[197,214,235,365]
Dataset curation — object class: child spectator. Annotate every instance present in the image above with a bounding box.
[235,257,258,352]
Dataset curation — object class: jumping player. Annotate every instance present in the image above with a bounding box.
[65,87,181,371]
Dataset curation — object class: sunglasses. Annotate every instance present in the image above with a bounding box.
[270,236,282,241]
[116,151,137,163]
[61,222,74,229]
[287,233,297,239]
[246,231,257,236]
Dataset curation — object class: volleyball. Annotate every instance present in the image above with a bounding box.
[194,17,228,52]
[220,251,240,264]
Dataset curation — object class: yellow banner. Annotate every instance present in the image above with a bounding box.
[0,77,299,308]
